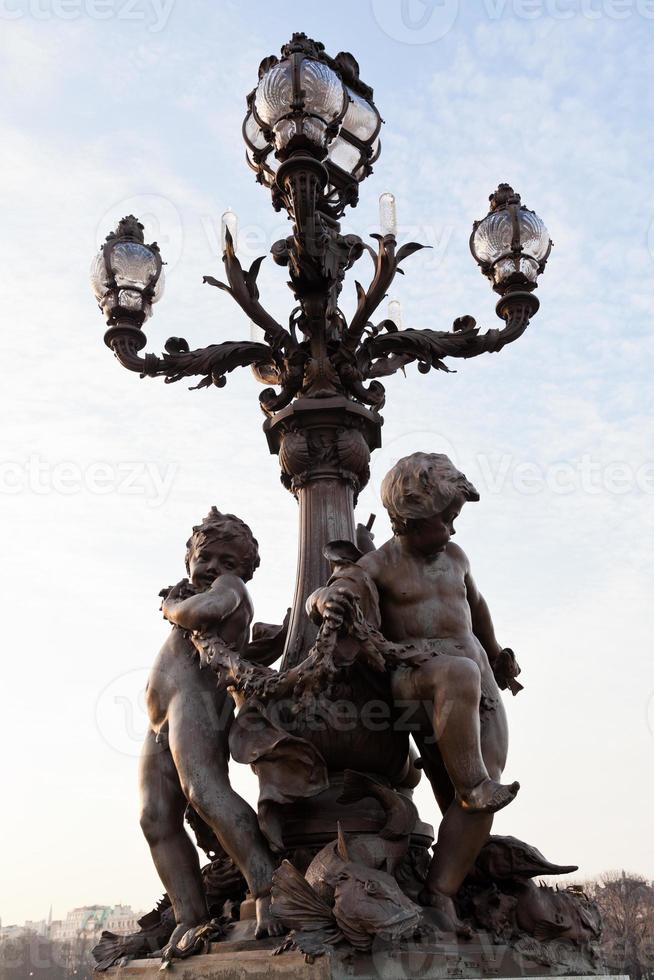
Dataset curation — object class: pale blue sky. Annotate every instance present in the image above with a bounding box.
[1,0,653,925]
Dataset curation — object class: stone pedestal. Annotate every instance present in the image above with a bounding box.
[102,943,322,978]
[101,916,622,979]
[102,941,625,980]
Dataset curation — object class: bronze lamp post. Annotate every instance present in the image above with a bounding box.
[87,36,614,978]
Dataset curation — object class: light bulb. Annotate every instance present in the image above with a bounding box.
[388,298,402,329]
[379,192,397,237]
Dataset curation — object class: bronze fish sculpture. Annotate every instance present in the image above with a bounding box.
[272,823,422,957]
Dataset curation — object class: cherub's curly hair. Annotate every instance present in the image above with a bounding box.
[381,452,479,535]
[184,507,260,582]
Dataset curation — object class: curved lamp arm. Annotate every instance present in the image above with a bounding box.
[356,291,539,381]
[104,322,281,391]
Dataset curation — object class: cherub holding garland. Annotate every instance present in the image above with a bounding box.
[139,508,284,957]
[309,452,522,933]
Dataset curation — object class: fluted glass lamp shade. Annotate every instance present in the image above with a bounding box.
[470,184,551,293]
[90,215,164,325]
[254,58,346,152]
[243,34,382,215]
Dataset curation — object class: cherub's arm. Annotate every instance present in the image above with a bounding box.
[162,575,243,632]
[307,559,382,631]
[464,560,523,695]
[464,566,503,666]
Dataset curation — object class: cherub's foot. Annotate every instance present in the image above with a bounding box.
[255,893,286,939]
[458,778,520,814]
[272,936,295,956]
[159,919,225,968]
[419,888,472,938]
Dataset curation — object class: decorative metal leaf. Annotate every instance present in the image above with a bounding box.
[203,275,230,293]
[369,318,397,334]
[223,225,236,256]
[341,233,427,356]
[395,242,426,265]
[203,231,294,352]
[360,241,379,265]
[245,256,266,300]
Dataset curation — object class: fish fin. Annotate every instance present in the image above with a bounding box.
[338,768,382,804]
[278,926,342,957]
[272,860,335,932]
[379,794,417,841]
[336,822,351,862]
[532,920,570,942]
[339,770,416,841]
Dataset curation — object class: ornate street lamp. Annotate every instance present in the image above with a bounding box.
[90,215,164,328]
[243,34,381,216]
[90,32,551,671]
[471,182,552,295]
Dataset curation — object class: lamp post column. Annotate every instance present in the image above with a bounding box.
[264,396,381,670]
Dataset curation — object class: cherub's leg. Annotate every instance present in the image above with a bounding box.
[417,656,518,813]
[138,728,208,929]
[394,660,516,925]
[407,738,473,934]
[423,687,512,900]
[166,693,284,938]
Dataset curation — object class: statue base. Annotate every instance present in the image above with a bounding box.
[99,914,618,979]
